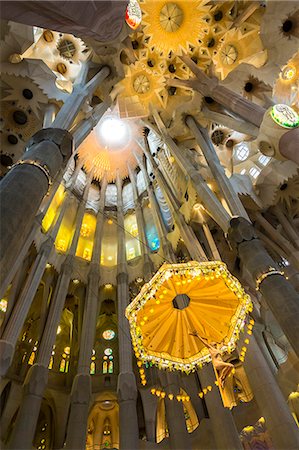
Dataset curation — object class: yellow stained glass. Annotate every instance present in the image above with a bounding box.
[76,212,97,261]
[42,184,65,232]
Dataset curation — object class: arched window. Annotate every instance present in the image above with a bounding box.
[103,360,108,374]
[28,351,35,365]
[108,360,113,374]
[90,361,96,375]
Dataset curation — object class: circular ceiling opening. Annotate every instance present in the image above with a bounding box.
[95,116,131,151]
[172,293,190,310]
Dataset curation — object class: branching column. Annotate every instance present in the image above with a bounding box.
[116,174,139,450]
[137,144,175,263]
[238,334,299,449]
[229,217,299,357]
[150,115,231,232]
[0,65,110,293]
[198,364,243,450]
[8,173,93,450]
[65,177,107,450]
[128,164,153,281]
[186,116,250,220]
[171,56,265,127]
[143,142,207,261]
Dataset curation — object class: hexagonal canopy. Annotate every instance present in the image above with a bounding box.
[126,261,252,372]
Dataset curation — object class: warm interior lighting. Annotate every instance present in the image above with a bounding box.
[96,116,131,151]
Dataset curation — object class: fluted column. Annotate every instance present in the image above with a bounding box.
[140,138,176,262]
[272,205,299,250]
[169,56,265,127]
[143,141,207,261]
[128,164,153,281]
[238,334,299,449]
[0,129,73,290]
[198,364,243,450]
[202,222,221,260]
[229,217,299,357]
[72,101,110,148]
[43,103,57,128]
[65,177,107,450]
[150,116,231,232]
[0,166,83,376]
[116,174,139,450]
[186,116,250,220]
[159,371,192,450]
[51,65,110,130]
[8,174,93,450]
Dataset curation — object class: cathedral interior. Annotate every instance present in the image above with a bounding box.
[0,1,299,449]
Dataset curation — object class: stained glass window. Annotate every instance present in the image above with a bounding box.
[102,330,116,340]
[104,348,113,356]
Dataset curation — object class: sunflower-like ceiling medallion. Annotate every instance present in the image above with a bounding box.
[117,60,166,118]
[140,0,211,55]
[213,25,267,80]
[274,52,299,108]
[77,110,143,182]
[126,261,252,372]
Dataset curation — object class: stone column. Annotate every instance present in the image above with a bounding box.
[202,106,259,137]
[272,205,299,250]
[169,57,265,127]
[115,174,139,450]
[186,116,250,220]
[65,177,107,450]
[228,217,299,357]
[143,141,207,261]
[43,103,57,128]
[202,222,221,260]
[136,147,175,263]
[0,167,83,376]
[0,128,73,291]
[254,212,299,265]
[159,371,192,450]
[8,175,93,450]
[238,334,299,449]
[198,364,243,450]
[51,66,110,130]
[72,101,110,148]
[127,164,153,281]
[149,116,231,232]
[279,128,299,165]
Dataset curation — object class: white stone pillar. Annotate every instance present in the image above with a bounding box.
[186,116,250,220]
[43,103,57,128]
[128,164,153,281]
[150,115,231,232]
[51,66,110,130]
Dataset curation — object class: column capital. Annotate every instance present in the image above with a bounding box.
[117,372,138,402]
[70,373,92,405]
[27,128,73,162]
[23,364,49,396]
[228,217,257,247]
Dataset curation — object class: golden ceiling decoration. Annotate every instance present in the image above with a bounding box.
[213,26,267,80]
[117,60,166,117]
[274,52,299,108]
[140,0,211,55]
[126,261,252,372]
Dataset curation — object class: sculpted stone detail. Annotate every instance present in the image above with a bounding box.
[228,217,258,247]
[70,374,92,404]
[117,372,138,402]
[23,364,49,396]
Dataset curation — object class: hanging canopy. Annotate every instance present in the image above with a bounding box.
[126,261,252,372]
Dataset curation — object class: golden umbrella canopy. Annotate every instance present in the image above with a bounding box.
[126,261,252,373]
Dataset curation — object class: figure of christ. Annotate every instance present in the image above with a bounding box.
[189,330,234,388]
